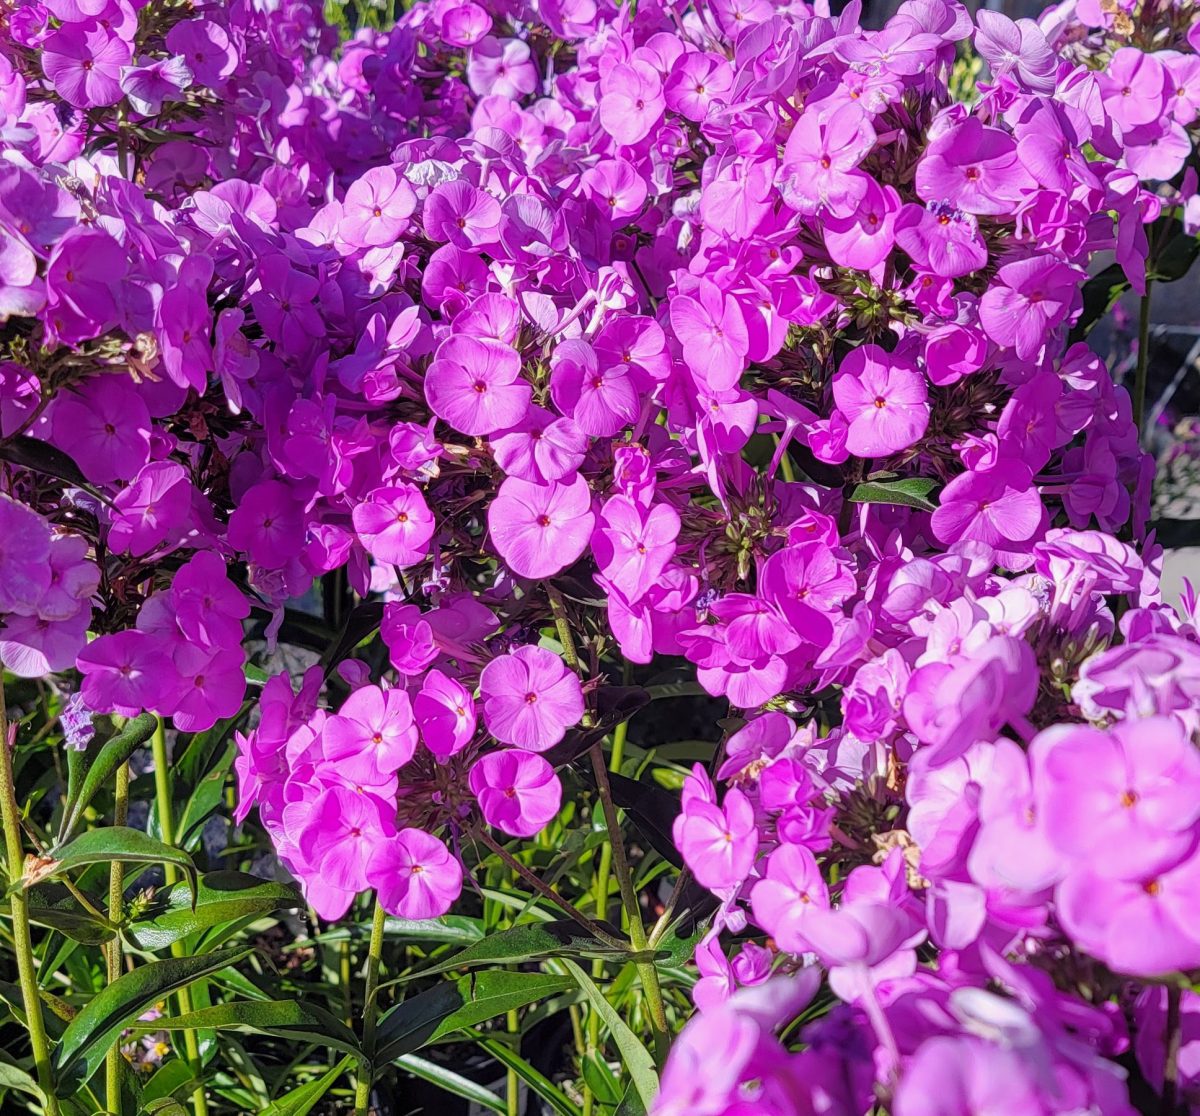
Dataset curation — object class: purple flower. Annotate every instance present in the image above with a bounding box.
[426,336,531,436]
[341,167,417,249]
[916,117,1029,217]
[414,668,476,758]
[423,180,500,247]
[669,279,749,393]
[108,461,192,556]
[487,475,595,579]
[1100,48,1169,131]
[367,829,463,919]
[599,61,664,145]
[979,256,1082,360]
[894,202,988,279]
[322,685,418,786]
[973,11,1058,92]
[831,344,930,458]
[469,750,562,837]
[550,339,640,438]
[592,496,680,603]
[466,36,536,99]
[41,20,131,108]
[930,460,1046,558]
[352,485,435,569]
[479,644,584,751]
[781,103,875,217]
[673,770,757,890]
[120,55,192,115]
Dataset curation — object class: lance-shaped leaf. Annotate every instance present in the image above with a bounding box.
[60,713,158,842]
[259,1055,354,1116]
[123,872,302,951]
[126,1000,360,1058]
[374,971,576,1065]
[32,827,196,900]
[847,477,939,512]
[52,946,253,1093]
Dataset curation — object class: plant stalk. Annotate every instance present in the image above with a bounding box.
[1163,983,1182,1116]
[1133,282,1153,446]
[152,719,208,1116]
[354,898,388,1116]
[587,743,670,1064]
[0,676,60,1115]
[105,760,130,1115]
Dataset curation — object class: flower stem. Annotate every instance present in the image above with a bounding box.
[1133,282,1153,446]
[587,743,670,1064]
[354,898,388,1116]
[477,829,628,951]
[152,718,208,1116]
[106,760,130,1115]
[0,676,59,1115]
[1163,983,1182,1116]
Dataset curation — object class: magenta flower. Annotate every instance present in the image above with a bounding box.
[466,36,536,99]
[108,461,191,556]
[491,408,588,484]
[831,344,929,459]
[673,779,757,890]
[41,20,131,108]
[367,829,463,919]
[1033,717,1200,880]
[120,55,192,115]
[469,750,562,837]
[414,669,477,758]
[341,167,417,249]
[44,228,127,346]
[599,61,664,145]
[750,844,831,954]
[168,642,246,733]
[979,257,1082,360]
[299,786,395,904]
[823,179,901,271]
[781,102,875,216]
[352,485,435,569]
[51,377,150,485]
[916,117,1029,217]
[479,644,584,751]
[227,480,306,569]
[670,279,749,392]
[580,159,649,222]
[323,685,418,785]
[894,202,988,278]
[165,19,237,88]
[930,460,1046,555]
[664,52,732,121]
[76,630,160,718]
[550,339,640,438]
[973,11,1058,92]
[423,180,500,247]
[487,475,595,579]
[0,495,52,616]
[426,336,531,436]
[1100,48,1169,131]
[592,496,680,603]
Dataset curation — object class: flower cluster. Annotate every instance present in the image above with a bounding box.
[2,0,1199,1109]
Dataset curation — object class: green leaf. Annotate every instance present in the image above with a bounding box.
[615,1080,647,1116]
[124,872,301,951]
[140,1100,189,1116]
[847,477,939,512]
[474,1037,581,1116]
[259,1056,353,1116]
[140,1058,198,1104]
[0,435,111,504]
[402,920,631,981]
[0,1059,45,1102]
[582,1052,622,1105]
[36,827,196,900]
[51,946,252,1093]
[6,888,116,945]
[300,914,484,948]
[1152,229,1200,283]
[60,714,158,842]
[374,971,576,1065]
[562,960,658,1110]
[1069,262,1129,341]
[173,739,236,851]
[394,1054,506,1114]
[128,1000,360,1058]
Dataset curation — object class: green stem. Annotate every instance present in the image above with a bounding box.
[1133,282,1153,446]
[0,676,60,1115]
[587,743,670,1064]
[354,899,388,1116]
[477,830,627,952]
[506,1005,520,1116]
[106,761,130,1115]
[546,586,593,728]
[1163,983,1182,1116]
[152,719,208,1116]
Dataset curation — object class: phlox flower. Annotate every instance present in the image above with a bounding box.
[426,336,531,436]
[781,102,875,217]
[979,256,1082,360]
[352,485,435,568]
[469,750,562,837]
[487,475,595,579]
[479,644,584,751]
[367,829,463,919]
[599,61,664,145]
[323,685,418,785]
[41,20,130,108]
[340,166,417,249]
[831,344,930,458]
[592,495,680,602]
[669,279,749,393]
[414,669,477,758]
